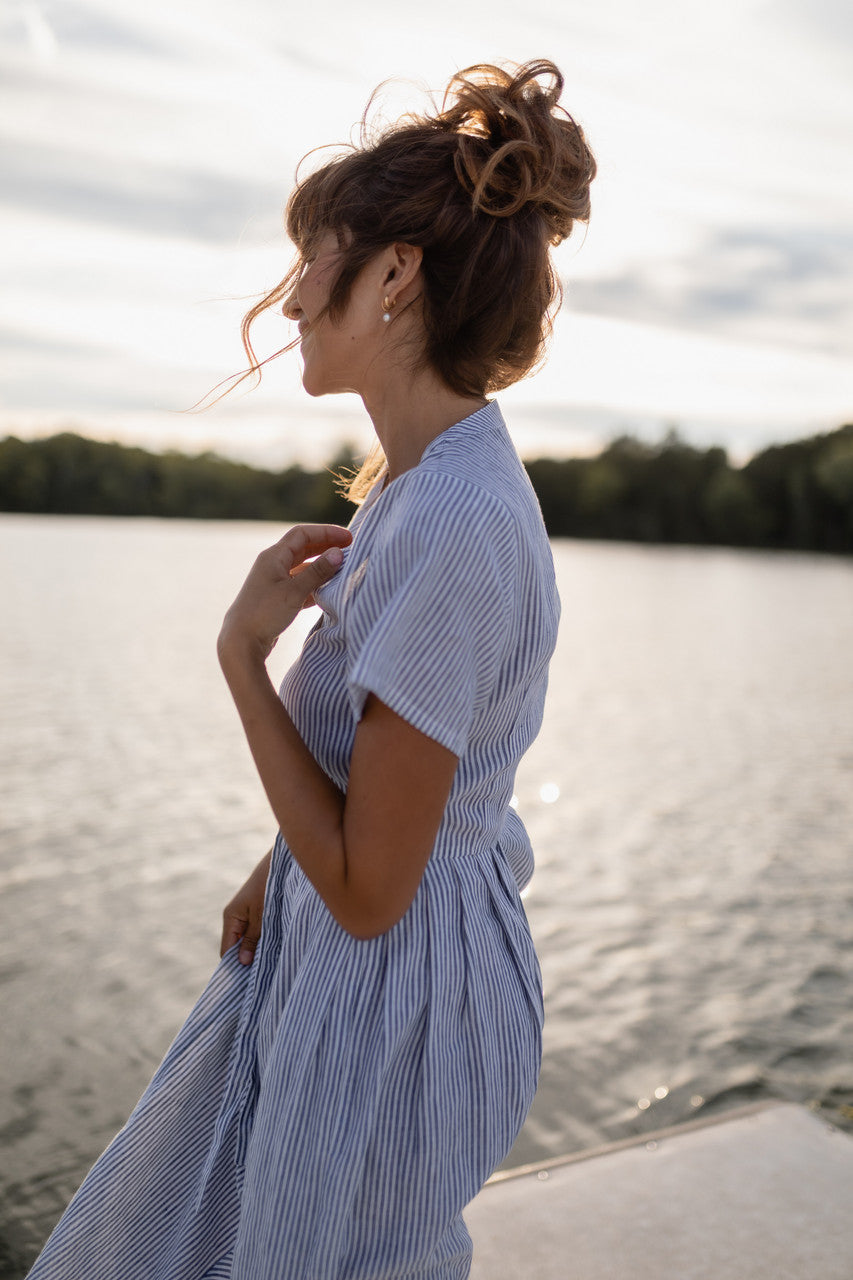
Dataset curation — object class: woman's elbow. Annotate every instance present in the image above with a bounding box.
[331,878,417,941]
[333,902,408,942]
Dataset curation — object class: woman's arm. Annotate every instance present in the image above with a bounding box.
[218,525,458,941]
[221,847,272,964]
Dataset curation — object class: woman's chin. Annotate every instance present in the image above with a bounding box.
[301,372,355,399]
[300,368,327,397]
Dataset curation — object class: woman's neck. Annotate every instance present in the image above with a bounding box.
[361,368,488,482]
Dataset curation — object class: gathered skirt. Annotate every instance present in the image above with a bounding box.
[27,838,543,1279]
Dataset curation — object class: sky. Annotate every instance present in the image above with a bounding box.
[1,0,852,467]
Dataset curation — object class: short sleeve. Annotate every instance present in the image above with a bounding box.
[346,473,518,756]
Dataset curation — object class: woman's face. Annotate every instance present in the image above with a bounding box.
[283,230,381,398]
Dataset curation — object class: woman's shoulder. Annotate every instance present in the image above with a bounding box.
[392,462,514,521]
[377,468,525,583]
[390,423,549,560]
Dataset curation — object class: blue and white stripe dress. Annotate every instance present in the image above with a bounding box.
[27,401,560,1279]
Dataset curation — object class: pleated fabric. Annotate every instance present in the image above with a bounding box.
[27,401,560,1279]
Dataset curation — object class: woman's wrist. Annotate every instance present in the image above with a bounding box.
[217,619,272,677]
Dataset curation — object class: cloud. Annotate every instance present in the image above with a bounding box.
[35,0,175,58]
[777,0,853,50]
[0,326,193,412]
[2,0,852,463]
[0,136,283,243]
[566,226,853,357]
[0,324,104,360]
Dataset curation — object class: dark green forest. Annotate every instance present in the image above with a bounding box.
[1,423,852,553]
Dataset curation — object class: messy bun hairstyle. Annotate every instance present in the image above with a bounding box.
[241,59,595,496]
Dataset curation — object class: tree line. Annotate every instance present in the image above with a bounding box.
[1,423,852,553]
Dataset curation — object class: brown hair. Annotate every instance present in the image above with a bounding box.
[239,59,595,499]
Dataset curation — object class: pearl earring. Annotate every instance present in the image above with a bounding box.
[382,295,395,324]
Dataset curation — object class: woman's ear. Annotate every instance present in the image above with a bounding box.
[383,242,423,294]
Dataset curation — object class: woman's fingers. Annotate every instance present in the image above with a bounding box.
[288,545,345,599]
[220,851,272,965]
[237,920,262,966]
[258,543,343,615]
[220,910,248,958]
[221,910,261,965]
[278,524,352,571]
[219,524,351,661]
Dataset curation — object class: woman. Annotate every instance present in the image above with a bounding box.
[27,59,595,1279]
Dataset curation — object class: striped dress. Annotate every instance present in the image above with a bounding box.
[26,401,560,1280]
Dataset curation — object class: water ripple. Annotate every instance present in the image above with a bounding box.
[1,517,852,1272]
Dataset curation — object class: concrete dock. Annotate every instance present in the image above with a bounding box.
[467,1102,853,1278]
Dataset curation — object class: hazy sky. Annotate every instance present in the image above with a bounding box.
[2,0,852,465]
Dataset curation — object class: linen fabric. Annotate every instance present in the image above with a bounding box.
[26,401,560,1279]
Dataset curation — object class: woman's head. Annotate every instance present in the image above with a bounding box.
[279,230,427,400]
[245,60,595,389]
[238,60,595,492]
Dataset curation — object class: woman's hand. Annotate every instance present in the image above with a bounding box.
[221,848,273,965]
[218,524,352,666]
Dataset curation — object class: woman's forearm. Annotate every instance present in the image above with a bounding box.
[218,634,351,918]
[215,525,457,941]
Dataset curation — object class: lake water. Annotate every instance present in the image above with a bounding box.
[1,514,852,1276]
